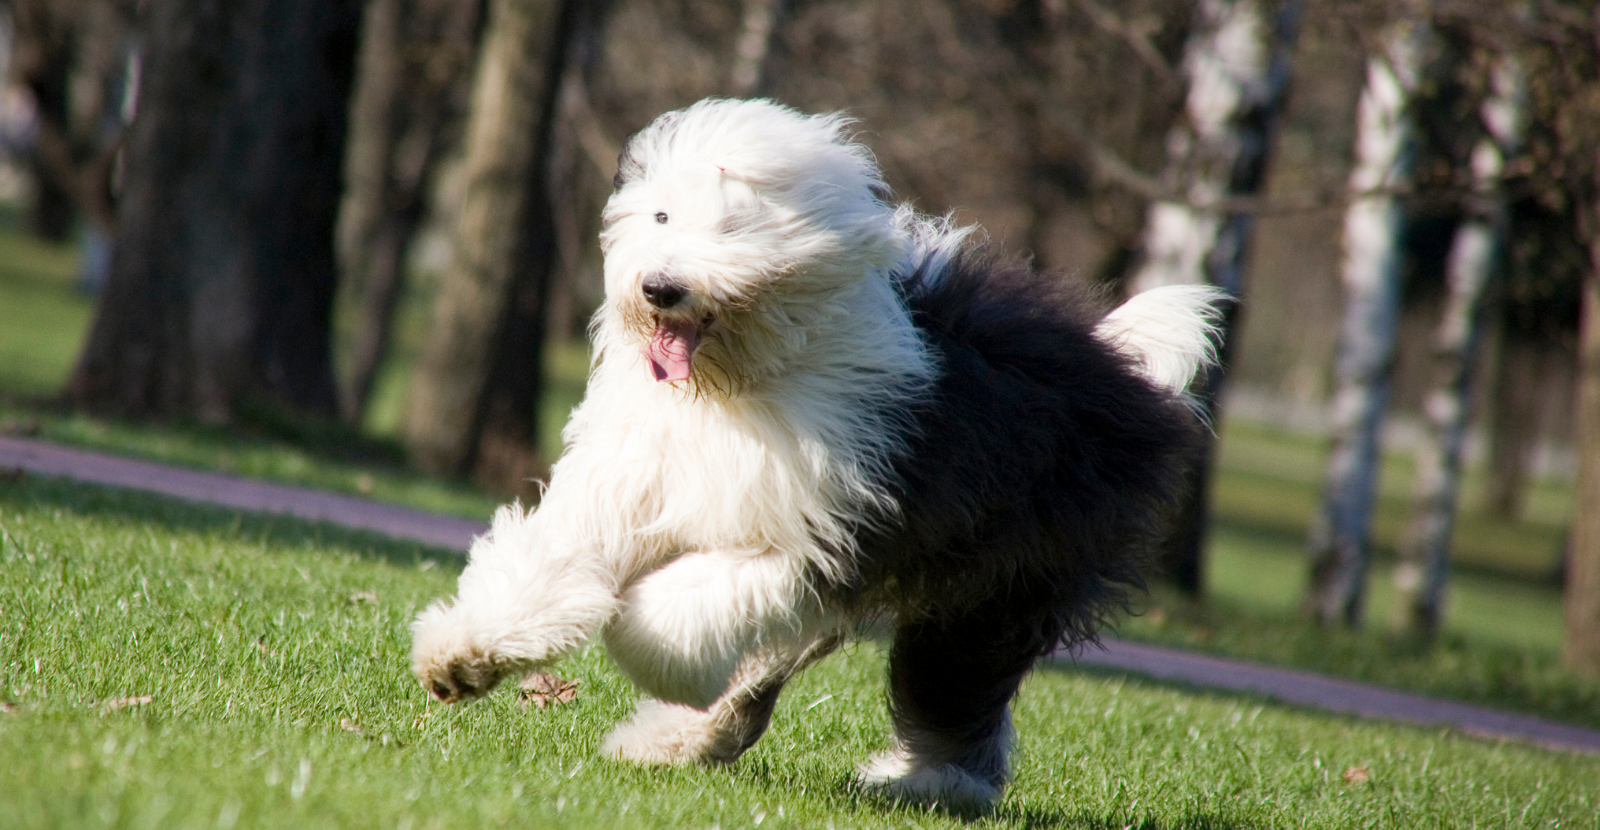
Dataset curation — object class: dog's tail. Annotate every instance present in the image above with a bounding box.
[1095,284,1229,396]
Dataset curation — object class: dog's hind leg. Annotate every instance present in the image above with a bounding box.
[856,598,1060,813]
[602,634,841,766]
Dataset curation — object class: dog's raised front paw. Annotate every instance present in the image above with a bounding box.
[413,644,512,704]
[411,602,525,704]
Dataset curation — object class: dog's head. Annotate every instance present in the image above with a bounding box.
[598,98,904,394]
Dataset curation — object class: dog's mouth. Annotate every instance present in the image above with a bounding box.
[642,315,706,382]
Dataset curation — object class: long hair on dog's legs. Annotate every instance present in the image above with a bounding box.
[857,591,1065,813]
[603,634,843,766]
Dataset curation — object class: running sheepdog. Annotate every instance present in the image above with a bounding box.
[412,98,1224,811]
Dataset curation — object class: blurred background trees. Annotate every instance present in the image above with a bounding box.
[1,0,1599,672]
[65,0,361,422]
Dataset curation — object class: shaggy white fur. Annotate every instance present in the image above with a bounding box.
[410,98,1224,811]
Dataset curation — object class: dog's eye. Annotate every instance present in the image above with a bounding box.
[654,212,669,224]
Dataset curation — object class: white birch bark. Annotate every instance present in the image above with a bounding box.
[1304,8,1430,626]
[729,0,788,98]
[1127,0,1303,593]
[1393,48,1527,639]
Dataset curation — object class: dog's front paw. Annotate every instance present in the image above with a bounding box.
[411,602,525,704]
[413,644,512,704]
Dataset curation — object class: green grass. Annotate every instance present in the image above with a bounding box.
[0,217,91,397]
[4,476,1599,829]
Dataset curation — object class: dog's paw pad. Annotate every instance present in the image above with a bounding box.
[414,646,513,704]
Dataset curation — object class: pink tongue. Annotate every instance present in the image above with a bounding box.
[642,320,700,382]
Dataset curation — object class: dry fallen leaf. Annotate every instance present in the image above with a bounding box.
[1342,766,1372,785]
[102,695,154,711]
[339,717,363,734]
[356,474,375,494]
[348,591,378,605]
[0,700,17,713]
[518,673,579,709]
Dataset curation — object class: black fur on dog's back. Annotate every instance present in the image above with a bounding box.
[845,243,1204,655]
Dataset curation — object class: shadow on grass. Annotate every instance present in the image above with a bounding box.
[998,808,1273,829]
[1,391,418,471]
[0,473,463,573]
[817,773,1271,828]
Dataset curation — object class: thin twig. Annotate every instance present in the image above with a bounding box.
[1070,0,1181,92]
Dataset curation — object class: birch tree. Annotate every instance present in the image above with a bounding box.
[1303,4,1430,627]
[1125,0,1303,595]
[1392,43,1527,640]
[729,0,789,98]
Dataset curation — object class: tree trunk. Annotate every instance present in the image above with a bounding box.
[9,0,77,241]
[1303,8,1429,627]
[67,0,359,422]
[1565,156,1600,677]
[1482,334,1543,520]
[336,0,487,424]
[398,0,582,489]
[729,0,789,98]
[1392,48,1526,640]
[544,5,617,344]
[1125,0,1304,596]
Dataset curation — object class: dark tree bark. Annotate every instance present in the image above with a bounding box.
[1566,155,1600,677]
[400,0,600,495]
[335,0,487,424]
[66,0,360,422]
[8,0,78,240]
[8,0,133,243]
[1482,334,1544,520]
[1125,0,1304,596]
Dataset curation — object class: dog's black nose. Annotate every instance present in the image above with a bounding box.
[642,276,688,309]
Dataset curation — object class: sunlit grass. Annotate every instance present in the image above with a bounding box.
[4,476,1598,829]
[0,221,91,397]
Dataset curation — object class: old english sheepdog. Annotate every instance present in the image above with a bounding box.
[411,98,1224,810]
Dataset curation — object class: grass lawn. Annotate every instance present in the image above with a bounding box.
[4,476,1599,829]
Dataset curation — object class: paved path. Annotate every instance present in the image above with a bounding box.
[0,436,486,550]
[3,434,1598,755]
[1065,640,1600,754]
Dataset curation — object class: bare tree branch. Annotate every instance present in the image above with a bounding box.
[1070,0,1181,93]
